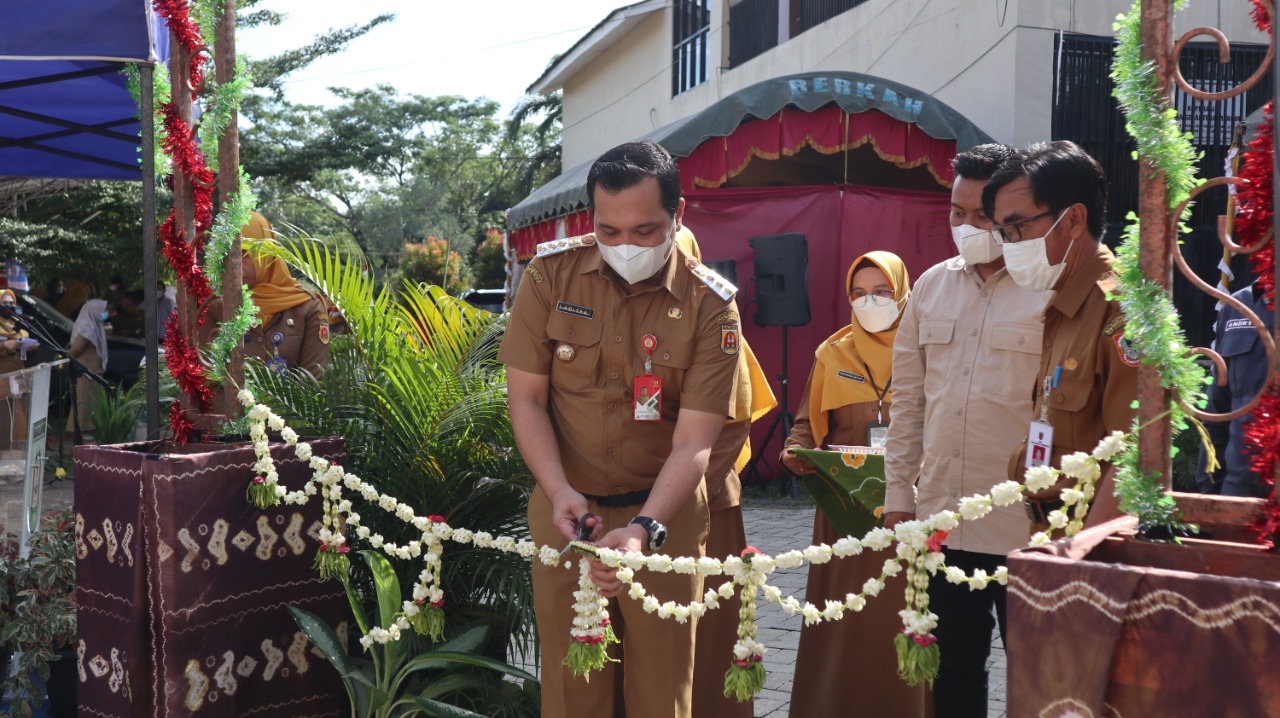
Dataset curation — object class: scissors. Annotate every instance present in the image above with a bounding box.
[560,513,602,557]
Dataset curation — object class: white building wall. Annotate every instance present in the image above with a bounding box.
[558,0,1267,166]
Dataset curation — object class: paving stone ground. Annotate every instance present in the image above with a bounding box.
[740,485,1007,718]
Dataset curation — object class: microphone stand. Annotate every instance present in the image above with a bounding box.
[3,308,110,446]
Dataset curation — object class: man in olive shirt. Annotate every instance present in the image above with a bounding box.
[983,141,1140,532]
[500,141,740,718]
[884,143,1046,718]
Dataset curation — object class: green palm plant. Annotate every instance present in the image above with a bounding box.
[244,239,537,668]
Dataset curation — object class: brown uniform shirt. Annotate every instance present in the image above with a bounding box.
[499,235,741,498]
[201,295,331,378]
[1010,242,1140,496]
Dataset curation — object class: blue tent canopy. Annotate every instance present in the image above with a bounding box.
[0,0,165,180]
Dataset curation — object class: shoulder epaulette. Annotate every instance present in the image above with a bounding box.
[683,257,737,300]
[536,234,596,258]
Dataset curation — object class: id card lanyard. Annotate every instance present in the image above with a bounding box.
[865,368,892,448]
[1025,374,1056,469]
[634,333,662,421]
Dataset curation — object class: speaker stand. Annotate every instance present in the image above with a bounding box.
[743,325,798,498]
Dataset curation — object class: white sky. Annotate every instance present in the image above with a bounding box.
[237,0,622,113]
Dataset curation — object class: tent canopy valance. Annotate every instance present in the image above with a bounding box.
[0,0,164,180]
[506,70,994,232]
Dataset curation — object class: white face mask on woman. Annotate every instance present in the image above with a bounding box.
[851,294,903,333]
[951,224,1003,265]
[1002,211,1072,292]
[597,230,674,284]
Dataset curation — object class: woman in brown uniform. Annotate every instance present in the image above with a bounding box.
[781,251,929,717]
[203,212,331,376]
[66,299,110,435]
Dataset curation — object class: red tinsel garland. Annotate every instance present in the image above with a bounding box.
[1230,0,1280,549]
[163,314,215,412]
[151,0,204,95]
[148,0,231,444]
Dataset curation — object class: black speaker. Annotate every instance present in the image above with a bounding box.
[750,233,810,327]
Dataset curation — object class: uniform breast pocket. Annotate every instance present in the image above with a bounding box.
[1048,379,1093,442]
[546,312,604,391]
[987,322,1044,398]
[918,318,955,391]
[649,342,694,411]
[1216,328,1259,399]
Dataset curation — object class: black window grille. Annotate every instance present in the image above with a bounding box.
[1052,33,1270,348]
[729,0,779,69]
[673,0,711,96]
[798,0,870,34]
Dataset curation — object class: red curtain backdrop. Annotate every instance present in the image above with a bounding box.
[679,107,957,192]
[508,106,959,262]
[682,184,953,480]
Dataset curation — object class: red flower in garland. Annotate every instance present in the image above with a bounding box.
[924,530,949,553]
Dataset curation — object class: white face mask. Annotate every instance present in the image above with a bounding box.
[951,224,1002,265]
[1002,212,1072,292]
[851,294,903,333]
[597,230,674,284]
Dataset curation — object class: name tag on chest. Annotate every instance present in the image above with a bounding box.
[555,301,594,319]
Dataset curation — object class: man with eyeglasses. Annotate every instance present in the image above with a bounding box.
[982,140,1139,535]
[884,143,1048,718]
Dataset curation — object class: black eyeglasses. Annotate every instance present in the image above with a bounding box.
[993,209,1058,244]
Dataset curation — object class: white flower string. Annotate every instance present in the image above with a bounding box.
[236,388,1126,698]
[563,558,619,677]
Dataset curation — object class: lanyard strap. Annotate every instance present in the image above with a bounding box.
[865,367,892,423]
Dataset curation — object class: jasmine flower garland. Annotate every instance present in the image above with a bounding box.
[235,388,1140,697]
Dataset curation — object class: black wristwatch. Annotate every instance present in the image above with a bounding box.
[629,516,668,552]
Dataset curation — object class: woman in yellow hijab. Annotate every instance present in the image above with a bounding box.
[229,212,331,376]
[782,251,929,717]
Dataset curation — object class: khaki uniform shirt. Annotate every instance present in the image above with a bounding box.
[499,235,741,498]
[201,295,331,378]
[1009,243,1140,495]
[884,257,1047,555]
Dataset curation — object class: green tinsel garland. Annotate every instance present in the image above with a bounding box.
[193,0,225,50]
[197,59,253,168]
[124,64,173,175]
[205,169,257,293]
[1107,0,1211,531]
[206,290,261,383]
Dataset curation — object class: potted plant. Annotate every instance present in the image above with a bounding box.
[0,508,77,717]
[291,550,539,718]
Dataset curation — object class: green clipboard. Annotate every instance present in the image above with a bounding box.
[790,448,887,540]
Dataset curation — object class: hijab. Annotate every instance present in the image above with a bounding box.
[72,299,110,365]
[674,227,778,471]
[0,289,27,339]
[241,212,313,327]
[806,250,911,445]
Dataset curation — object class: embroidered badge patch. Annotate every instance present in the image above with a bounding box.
[526,264,545,284]
[1102,314,1126,336]
[318,323,330,345]
[555,301,594,319]
[711,310,740,324]
[1114,333,1141,367]
[837,370,867,383]
[720,325,739,354]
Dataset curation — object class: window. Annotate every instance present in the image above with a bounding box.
[797,0,870,34]
[729,0,779,69]
[673,0,711,96]
[1052,33,1270,348]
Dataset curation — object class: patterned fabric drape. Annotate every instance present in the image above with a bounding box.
[75,438,348,717]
